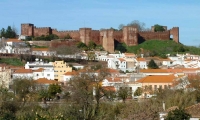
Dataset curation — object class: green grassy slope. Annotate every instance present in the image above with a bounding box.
[125,40,200,55]
[0,58,24,66]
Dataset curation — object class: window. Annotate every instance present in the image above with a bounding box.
[159,85,162,89]
[164,85,167,89]
[36,74,39,76]
[47,74,50,77]
[154,85,157,90]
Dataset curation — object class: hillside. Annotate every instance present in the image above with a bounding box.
[125,40,200,56]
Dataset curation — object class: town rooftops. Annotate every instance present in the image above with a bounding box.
[140,69,168,73]
[137,75,175,83]
[64,71,78,76]
[14,69,33,73]
[35,78,58,84]
[136,57,146,61]
[102,86,116,92]
[6,39,22,42]
[31,48,49,51]
[33,68,44,72]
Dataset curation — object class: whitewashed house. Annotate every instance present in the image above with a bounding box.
[12,69,33,79]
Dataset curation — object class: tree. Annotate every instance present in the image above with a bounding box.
[127,20,146,31]
[165,108,191,120]
[88,41,96,50]
[77,42,87,49]
[148,59,159,69]
[118,24,125,30]
[134,87,142,96]
[5,26,17,38]
[64,34,72,39]
[48,84,62,98]
[117,86,130,103]
[0,26,17,38]
[12,78,36,104]
[154,24,165,32]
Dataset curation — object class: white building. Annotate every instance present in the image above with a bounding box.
[12,69,33,79]
[25,58,54,80]
[0,66,11,88]
[31,48,56,56]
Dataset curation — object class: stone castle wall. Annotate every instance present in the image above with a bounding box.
[21,23,179,53]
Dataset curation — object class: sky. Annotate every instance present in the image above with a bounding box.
[0,0,200,46]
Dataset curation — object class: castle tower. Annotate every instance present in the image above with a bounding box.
[100,29,114,53]
[79,28,92,45]
[21,23,34,36]
[123,26,138,46]
[170,27,179,43]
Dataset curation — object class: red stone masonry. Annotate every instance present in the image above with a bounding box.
[21,23,179,53]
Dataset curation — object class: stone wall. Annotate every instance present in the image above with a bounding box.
[21,23,179,53]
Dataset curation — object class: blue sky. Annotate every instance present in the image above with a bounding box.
[0,0,199,46]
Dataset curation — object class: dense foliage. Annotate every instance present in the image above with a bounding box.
[125,40,200,56]
[0,26,17,38]
[34,34,59,41]
[148,59,159,69]
[0,58,24,66]
[154,24,165,32]
[2,70,200,119]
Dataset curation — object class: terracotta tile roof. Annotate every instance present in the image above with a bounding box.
[64,71,78,76]
[124,53,135,56]
[6,39,22,42]
[136,57,146,61]
[140,69,168,73]
[118,58,126,62]
[32,48,49,51]
[106,68,119,73]
[159,58,172,61]
[185,103,200,117]
[14,69,33,73]
[107,77,122,82]
[137,75,175,83]
[33,68,44,72]
[166,69,183,73]
[35,78,58,84]
[102,86,116,92]
[96,68,119,74]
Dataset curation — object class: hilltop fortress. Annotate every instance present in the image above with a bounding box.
[21,23,179,53]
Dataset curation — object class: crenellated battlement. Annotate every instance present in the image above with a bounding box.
[21,23,179,53]
[35,27,51,29]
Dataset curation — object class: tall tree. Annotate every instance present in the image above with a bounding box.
[154,24,165,32]
[165,108,191,120]
[127,20,146,31]
[148,59,159,69]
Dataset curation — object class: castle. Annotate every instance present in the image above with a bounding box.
[21,23,179,53]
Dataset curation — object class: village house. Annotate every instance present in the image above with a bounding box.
[53,61,72,82]
[0,65,11,88]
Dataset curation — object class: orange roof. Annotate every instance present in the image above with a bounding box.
[166,69,183,73]
[14,69,33,73]
[35,78,58,84]
[64,71,78,76]
[137,75,175,83]
[96,68,119,74]
[102,86,116,92]
[33,68,44,72]
[136,57,146,61]
[118,58,126,62]
[6,39,22,42]
[107,77,122,82]
[159,58,172,61]
[32,48,49,51]
[140,69,168,73]
[124,53,135,56]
